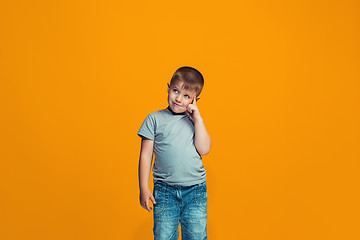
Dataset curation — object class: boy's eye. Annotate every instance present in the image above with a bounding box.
[173,89,179,93]
[184,95,190,98]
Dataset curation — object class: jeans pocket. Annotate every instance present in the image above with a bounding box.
[153,183,168,217]
[195,182,208,213]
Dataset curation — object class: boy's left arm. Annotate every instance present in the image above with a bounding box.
[187,96,211,156]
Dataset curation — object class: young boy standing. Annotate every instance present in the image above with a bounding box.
[138,66,211,240]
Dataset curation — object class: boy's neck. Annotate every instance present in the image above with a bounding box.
[167,106,186,115]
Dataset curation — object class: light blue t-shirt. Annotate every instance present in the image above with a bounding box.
[137,107,206,186]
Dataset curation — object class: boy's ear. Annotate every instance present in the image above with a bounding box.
[167,83,170,93]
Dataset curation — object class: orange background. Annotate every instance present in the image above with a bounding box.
[1,0,359,239]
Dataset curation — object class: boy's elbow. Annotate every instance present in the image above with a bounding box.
[198,146,211,156]
[195,140,211,156]
[200,150,210,156]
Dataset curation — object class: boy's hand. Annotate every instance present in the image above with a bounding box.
[187,95,202,121]
[140,188,156,212]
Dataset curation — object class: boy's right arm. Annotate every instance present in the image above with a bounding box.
[138,138,156,212]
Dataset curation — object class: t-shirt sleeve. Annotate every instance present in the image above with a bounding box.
[137,114,155,140]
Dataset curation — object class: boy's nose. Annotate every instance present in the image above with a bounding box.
[175,95,182,102]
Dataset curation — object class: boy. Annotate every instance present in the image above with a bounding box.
[138,66,211,240]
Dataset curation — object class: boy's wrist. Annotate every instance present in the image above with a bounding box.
[140,184,150,191]
[194,116,204,124]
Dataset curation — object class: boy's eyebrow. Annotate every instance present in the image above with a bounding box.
[172,84,196,95]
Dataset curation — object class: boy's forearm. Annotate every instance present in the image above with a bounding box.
[138,139,154,190]
[138,156,152,190]
[194,117,211,156]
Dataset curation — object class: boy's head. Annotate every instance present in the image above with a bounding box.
[167,66,204,113]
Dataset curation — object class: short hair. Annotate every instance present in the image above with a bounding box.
[169,66,204,96]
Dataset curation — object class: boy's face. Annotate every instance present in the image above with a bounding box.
[167,82,197,113]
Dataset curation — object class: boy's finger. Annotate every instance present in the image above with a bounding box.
[193,95,197,105]
[150,193,157,205]
[145,200,151,212]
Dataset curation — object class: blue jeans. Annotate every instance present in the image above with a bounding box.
[153,181,208,240]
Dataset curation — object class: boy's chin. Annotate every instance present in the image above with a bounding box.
[170,105,186,113]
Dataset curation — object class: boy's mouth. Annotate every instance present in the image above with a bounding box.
[173,102,182,107]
